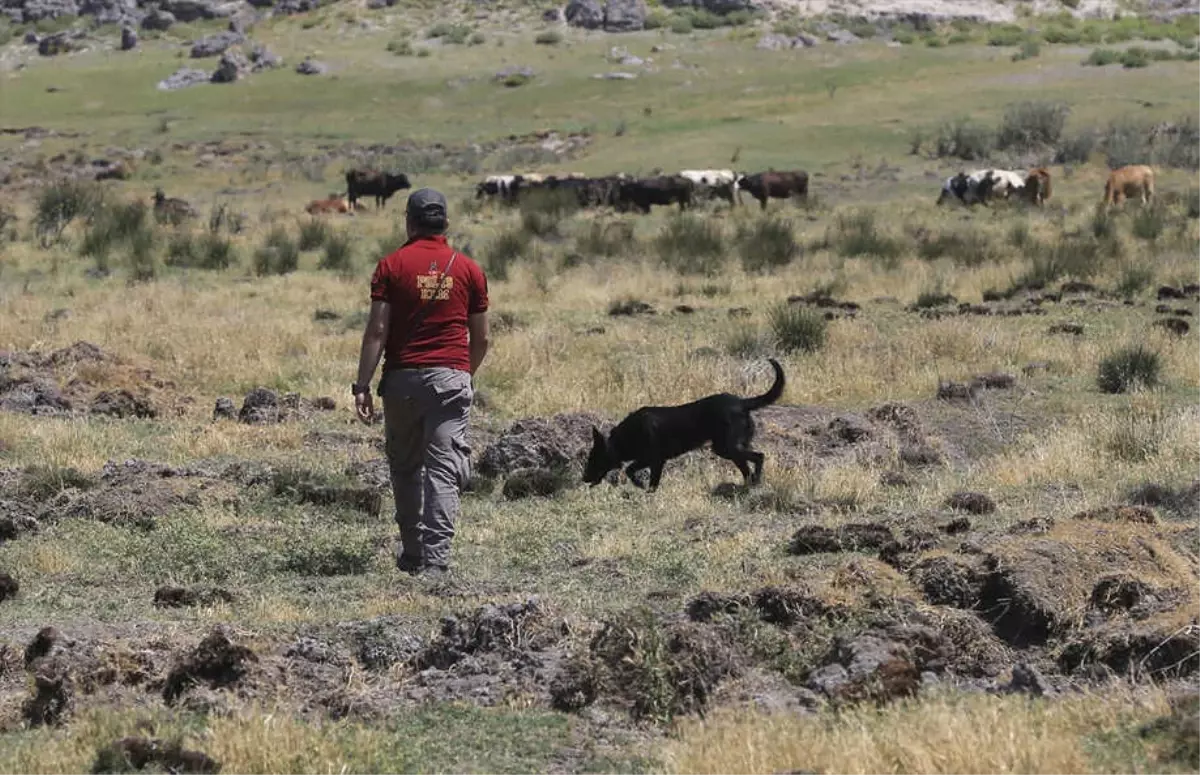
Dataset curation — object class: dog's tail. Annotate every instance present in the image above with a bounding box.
[742,358,785,411]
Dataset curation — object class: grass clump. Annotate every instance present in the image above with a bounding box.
[254,227,300,276]
[486,228,531,281]
[824,210,903,264]
[1131,201,1168,242]
[987,24,1027,46]
[996,101,1069,153]
[574,220,635,260]
[79,200,154,272]
[916,228,996,267]
[1103,406,1168,462]
[520,188,579,238]
[1011,39,1041,61]
[655,214,726,276]
[1097,345,1162,394]
[933,118,994,161]
[1084,47,1121,66]
[725,325,774,359]
[737,216,800,273]
[35,179,105,247]
[18,464,98,500]
[387,39,414,56]
[535,30,562,45]
[278,533,375,576]
[298,218,331,251]
[319,230,356,272]
[768,303,827,354]
[427,22,472,44]
[1114,264,1155,299]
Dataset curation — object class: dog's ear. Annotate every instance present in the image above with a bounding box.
[591,426,606,447]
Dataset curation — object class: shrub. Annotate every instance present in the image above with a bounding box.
[35,179,104,247]
[1131,201,1168,242]
[912,288,957,309]
[298,218,331,251]
[690,10,722,29]
[924,35,945,47]
[669,15,693,34]
[726,9,755,25]
[254,227,300,276]
[1055,131,1097,164]
[1084,47,1120,66]
[387,39,414,56]
[1097,345,1161,393]
[1187,188,1200,219]
[575,220,635,259]
[18,464,97,500]
[656,213,726,276]
[825,210,903,263]
[486,228,530,281]
[738,216,800,273]
[1161,116,1200,170]
[1103,120,1151,169]
[996,101,1069,152]
[1115,264,1155,298]
[164,232,236,270]
[1120,47,1150,68]
[1011,39,1041,61]
[127,227,158,283]
[916,229,997,267]
[892,28,915,44]
[535,29,562,45]
[768,303,827,354]
[519,188,579,238]
[725,325,774,359]
[987,24,1026,46]
[947,31,973,45]
[1008,221,1032,250]
[469,31,485,45]
[934,118,994,161]
[319,230,355,272]
[1042,25,1081,44]
[643,8,669,29]
[79,200,152,266]
[427,22,470,41]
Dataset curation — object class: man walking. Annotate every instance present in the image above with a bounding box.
[353,188,490,576]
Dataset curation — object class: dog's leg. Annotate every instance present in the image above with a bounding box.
[747,450,765,485]
[624,461,649,489]
[647,460,665,491]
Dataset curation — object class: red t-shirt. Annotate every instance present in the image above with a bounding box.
[369,235,489,373]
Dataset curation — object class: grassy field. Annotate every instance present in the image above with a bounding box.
[0,5,1198,773]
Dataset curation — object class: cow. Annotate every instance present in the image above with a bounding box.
[94,159,133,182]
[937,169,1004,207]
[1023,168,1052,207]
[616,175,695,213]
[345,169,412,210]
[152,188,198,225]
[976,169,1026,204]
[476,175,518,201]
[736,170,808,210]
[1103,165,1155,208]
[680,169,740,205]
[305,197,353,215]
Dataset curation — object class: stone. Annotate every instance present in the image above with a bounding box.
[18,0,78,23]
[141,8,175,29]
[210,48,250,82]
[295,56,327,75]
[37,32,75,57]
[212,398,236,421]
[79,0,141,26]
[826,28,861,44]
[160,0,234,22]
[565,0,603,29]
[603,0,644,31]
[248,43,281,70]
[594,71,636,79]
[119,26,137,50]
[190,30,243,58]
[156,67,209,91]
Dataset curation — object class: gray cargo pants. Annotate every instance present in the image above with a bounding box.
[379,367,473,569]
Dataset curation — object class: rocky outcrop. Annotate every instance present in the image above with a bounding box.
[565,0,603,28]
[210,48,250,82]
[190,30,243,58]
[603,0,644,30]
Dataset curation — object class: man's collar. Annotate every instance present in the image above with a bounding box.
[404,234,448,247]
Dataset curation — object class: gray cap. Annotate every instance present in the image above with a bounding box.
[406,187,447,221]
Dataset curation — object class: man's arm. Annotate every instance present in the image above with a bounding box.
[356,300,391,388]
[467,311,489,376]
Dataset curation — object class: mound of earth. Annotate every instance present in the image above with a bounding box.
[476,412,611,479]
[0,342,186,419]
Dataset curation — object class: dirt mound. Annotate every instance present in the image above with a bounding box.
[911,555,984,608]
[0,342,184,420]
[226,387,336,425]
[789,522,895,555]
[414,598,550,670]
[1073,504,1157,524]
[339,619,424,671]
[23,652,74,726]
[806,625,948,704]
[1127,481,1200,521]
[1059,622,1200,679]
[686,586,836,627]
[163,626,257,705]
[92,737,221,774]
[153,586,235,608]
[0,570,17,602]
[501,466,574,499]
[944,491,996,515]
[476,412,610,479]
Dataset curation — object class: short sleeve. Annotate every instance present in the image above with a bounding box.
[468,260,489,314]
[369,259,389,303]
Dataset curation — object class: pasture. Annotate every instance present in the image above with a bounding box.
[0,4,1198,772]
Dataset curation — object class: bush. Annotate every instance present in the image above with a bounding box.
[574,220,635,260]
[996,101,1069,153]
[655,213,725,276]
[726,9,755,26]
[1115,264,1154,298]
[987,24,1027,46]
[387,39,414,56]
[1012,39,1041,60]
[1161,116,1199,170]
[825,210,904,263]
[298,218,331,251]
[643,8,669,29]
[1131,201,1168,242]
[1103,120,1151,170]
[486,228,530,281]
[35,179,104,247]
[427,22,471,43]
[725,325,773,359]
[669,15,693,34]
[690,9,722,29]
[468,31,485,45]
[1120,47,1150,68]
[1055,131,1097,164]
[1042,25,1081,44]
[79,200,152,266]
[254,227,300,276]
[768,303,827,354]
[1084,47,1120,66]
[319,230,355,272]
[1097,345,1161,393]
[738,216,800,273]
[946,31,973,45]
[519,188,579,238]
[934,118,994,161]
[18,464,97,500]
[127,227,158,283]
[164,231,236,270]
[892,28,915,44]
[916,229,997,267]
[535,29,562,45]
[1187,188,1200,219]
[912,288,957,309]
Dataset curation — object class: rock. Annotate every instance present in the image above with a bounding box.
[190,30,243,58]
[1005,662,1053,696]
[17,0,78,23]
[141,8,174,29]
[1154,318,1190,337]
[807,629,932,703]
[38,32,75,57]
[157,67,208,91]
[603,0,644,31]
[238,387,281,424]
[565,0,603,29]
[24,31,40,44]
[160,0,234,22]
[211,48,250,83]
[826,28,861,44]
[476,411,610,478]
[163,626,257,704]
[79,0,141,26]
[212,397,236,421]
[788,523,895,555]
[89,390,157,419]
[274,0,321,14]
[944,491,996,515]
[0,570,18,602]
[542,7,563,22]
[756,33,818,50]
[295,57,327,75]
[248,43,281,70]
[494,65,535,82]
[91,737,220,775]
[502,467,572,500]
[119,26,137,50]
[594,71,637,80]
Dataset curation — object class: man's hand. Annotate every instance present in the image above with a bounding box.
[355,391,375,424]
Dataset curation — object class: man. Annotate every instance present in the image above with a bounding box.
[353,188,490,577]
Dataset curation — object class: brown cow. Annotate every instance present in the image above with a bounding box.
[305,197,352,215]
[736,170,808,210]
[1103,165,1155,208]
[1023,167,1052,207]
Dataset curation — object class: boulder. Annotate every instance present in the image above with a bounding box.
[274,0,321,14]
[295,56,327,75]
[160,0,233,22]
[140,8,174,29]
[248,43,281,70]
[156,67,209,91]
[37,31,75,56]
[119,25,137,50]
[190,30,242,57]
[603,0,644,31]
[477,411,609,479]
[210,48,250,82]
[17,0,78,23]
[826,28,861,44]
[756,32,818,49]
[565,0,602,29]
[78,0,141,25]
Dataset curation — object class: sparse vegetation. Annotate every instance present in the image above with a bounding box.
[737,216,800,273]
[768,303,828,353]
[535,30,562,46]
[253,227,300,276]
[655,213,726,276]
[34,179,105,248]
[319,230,356,272]
[298,218,331,251]
[1098,345,1163,393]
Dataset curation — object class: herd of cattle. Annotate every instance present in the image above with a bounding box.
[303,163,1157,218]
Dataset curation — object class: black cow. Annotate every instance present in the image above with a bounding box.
[736,170,809,210]
[345,169,412,209]
[617,175,694,214]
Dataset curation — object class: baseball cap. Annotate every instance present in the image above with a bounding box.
[406,188,447,221]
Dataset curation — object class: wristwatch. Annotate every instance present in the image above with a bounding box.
[351,383,370,396]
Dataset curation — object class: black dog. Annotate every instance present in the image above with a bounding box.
[583,359,785,491]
